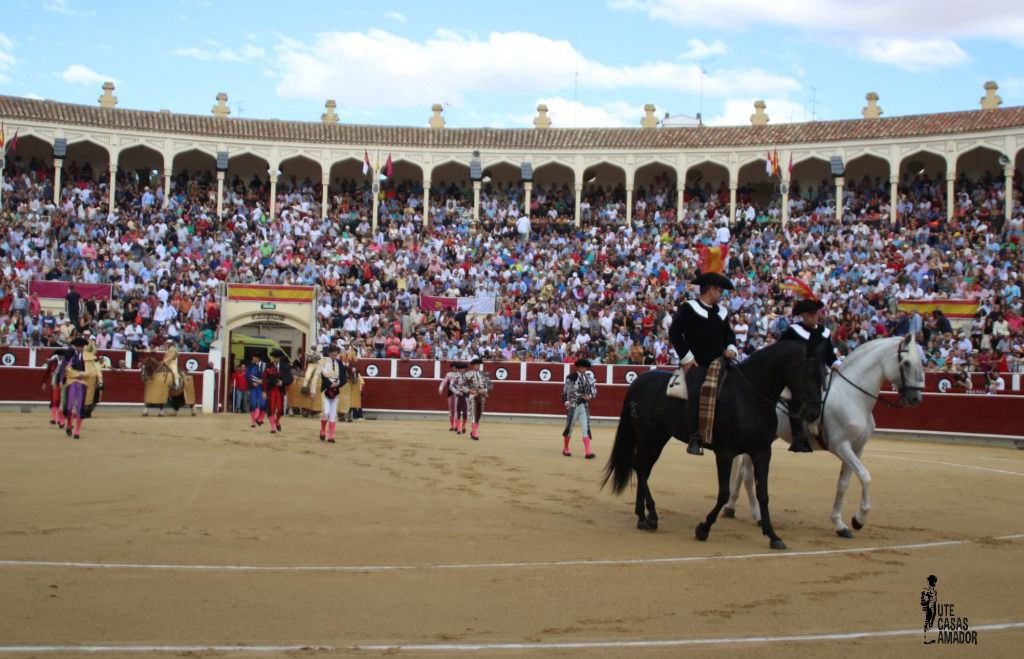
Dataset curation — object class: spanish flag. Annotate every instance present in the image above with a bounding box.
[898,299,979,319]
[226,284,315,302]
[697,244,729,274]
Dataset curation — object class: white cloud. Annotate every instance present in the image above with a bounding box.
[678,38,727,61]
[611,0,1024,44]
[270,28,799,109]
[21,92,44,100]
[857,38,968,72]
[173,43,265,62]
[44,0,95,17]
[520,97,641,128]
[386,10,408,23]
[61,64,116,86]
[705,98,813,127]
[0,33,14,84]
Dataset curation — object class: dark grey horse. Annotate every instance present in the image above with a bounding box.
[602,340,824,550]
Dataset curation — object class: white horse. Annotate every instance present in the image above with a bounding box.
[723,334,925,537]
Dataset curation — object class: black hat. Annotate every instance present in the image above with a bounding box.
[71,337,88,347]
[575,358,591,368]
[793,299,825,315]
[692,272,734,290]
[270,349,286,358]
[327,344,341,354]
[470,357,483,365]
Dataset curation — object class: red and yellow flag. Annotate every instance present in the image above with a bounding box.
[226,284,315,302]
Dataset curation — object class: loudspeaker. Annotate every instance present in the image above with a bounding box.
[470,157,482,182]
[216,151,229,171]
[520,161,533,182]
[829,156,844,177]
[53,138,67,159]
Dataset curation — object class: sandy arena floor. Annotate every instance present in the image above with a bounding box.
[0,410,1022,658]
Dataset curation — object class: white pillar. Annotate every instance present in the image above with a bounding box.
[781,180,790,228]
[423,178,431,227]
[889,174,899,224]
[108,163,117,215]
[472,180,481,224]
[371,183,380,233]
[321,174,329,217]
[216,171,225,219]
[625,183,634,225]
[53,159,63,205]
[677,183,685,223]
[202,369,215,414]
[574,183,583,227]
[946,173,955,222]
[728,181,737,225]
[1005,166,1015,225]
[162,169,171,209]
[523,181,533,222]
[268,174,278,220]
[835,176,845,221]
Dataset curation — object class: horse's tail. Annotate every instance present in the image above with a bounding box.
[601,396,636,495]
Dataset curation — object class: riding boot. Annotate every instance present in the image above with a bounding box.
[789,414,813,453]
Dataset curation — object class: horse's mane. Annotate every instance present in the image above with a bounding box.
[839,335,901,371]
[740,340,804,370]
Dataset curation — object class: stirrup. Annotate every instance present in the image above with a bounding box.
[687,437,704,455]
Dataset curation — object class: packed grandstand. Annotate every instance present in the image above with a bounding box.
[0,91,1022,377]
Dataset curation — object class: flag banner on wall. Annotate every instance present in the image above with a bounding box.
[29,281,112,300]
[898,299,979,319]
[420,295,495,314]
[226,284,315,302]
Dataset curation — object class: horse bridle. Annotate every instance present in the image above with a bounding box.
[732,356,824,419]
[831,340,924,408]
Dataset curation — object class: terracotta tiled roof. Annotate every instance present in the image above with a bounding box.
[2,95,1023,150]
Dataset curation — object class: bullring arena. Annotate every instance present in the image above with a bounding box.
[1,410,1022,657]
[2,56,1024,656]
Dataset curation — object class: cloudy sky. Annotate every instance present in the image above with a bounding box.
[2,0,1022,128]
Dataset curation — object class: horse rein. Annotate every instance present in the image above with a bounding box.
[830,340,924,409]
[730,356,824,419]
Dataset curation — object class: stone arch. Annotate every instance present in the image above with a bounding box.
[582,160,625,189]
[118,144,165,190]
[63,139,110,183]
[683,160,730,204]
[170,149,217,199]
[956,145,1003,182]
[844,153,890,189]
[221,152,270,211]
[736,158,774,207]
[899,149,948,182]
[531,161,575,220]
[429,160,471,201]
[278,154,322,192]
[2,134,54,176]
[480,160,519,186]
[789,156,831,202]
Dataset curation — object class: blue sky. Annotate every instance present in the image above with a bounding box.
[2,0,1022,128]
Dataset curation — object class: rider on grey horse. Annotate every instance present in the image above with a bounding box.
[779,298,839,453]
[668,271,739,456]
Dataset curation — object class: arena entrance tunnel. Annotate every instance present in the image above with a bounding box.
[218,284,318,413]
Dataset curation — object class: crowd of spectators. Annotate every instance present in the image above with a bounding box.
[2,151,1022,377]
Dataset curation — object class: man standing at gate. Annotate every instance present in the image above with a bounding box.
[263,349,293,434]
[668,272,738,456]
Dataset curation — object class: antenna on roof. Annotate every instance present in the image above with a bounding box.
[698,59,714,120]
[809,86,819,122]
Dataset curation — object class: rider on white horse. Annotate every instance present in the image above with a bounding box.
[778,298,839,453]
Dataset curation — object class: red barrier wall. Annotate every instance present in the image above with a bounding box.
[2,353,1021,437]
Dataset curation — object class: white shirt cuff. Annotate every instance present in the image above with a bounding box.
[681,351,696,366]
